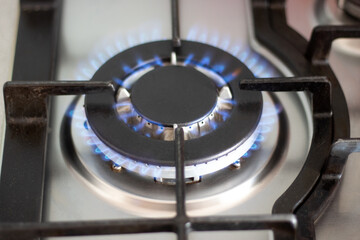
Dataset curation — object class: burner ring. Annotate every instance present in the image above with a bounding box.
[84,40,263,167]
[115,64,234,141]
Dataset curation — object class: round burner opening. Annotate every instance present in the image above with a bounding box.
[131,65,218,126]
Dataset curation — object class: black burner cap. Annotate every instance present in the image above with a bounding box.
[131,65,218,126]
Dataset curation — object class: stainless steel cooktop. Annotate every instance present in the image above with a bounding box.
[0,1,359,240]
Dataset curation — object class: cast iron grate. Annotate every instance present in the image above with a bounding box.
[0,0,360,240]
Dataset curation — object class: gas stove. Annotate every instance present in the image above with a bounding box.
[0,0,360,240]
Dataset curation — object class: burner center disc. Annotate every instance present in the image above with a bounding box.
[130,65,218,126]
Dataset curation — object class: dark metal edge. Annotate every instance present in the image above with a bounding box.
[0,0,63,223]
[251,0,352,239]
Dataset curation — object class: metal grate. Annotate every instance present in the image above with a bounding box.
[0,0,360,240]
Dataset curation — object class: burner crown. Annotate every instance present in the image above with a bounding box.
[131,65,218,126]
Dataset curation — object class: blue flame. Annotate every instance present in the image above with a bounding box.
[224,74,235,83]
[118,112,136,123]
[137,58,144,66]
[114,102,131,108]
[184,54,194,65]
[105,45,116,58]
[135,56,163,70]
[253,64,265,77]
[97,52,107,64]
[67,110,74,118]
[154,55,163,66]
[213,64,225,73]
[139,32,147,44]
[239,49,251,62]
[113,77,124,86]
[132,121,145,132]
[210,35,219,46]
[251,143,259,150]
[200,56,210,66]
[230,45,241,56]
[220,39,230,51]
[122,65,132,74]
[90,59,100,70]
[209,120,218,130]
[199,31,208,43]
[218,98,236,105]
[155,126,164,135]
[127,34,137,47]
[187,28,197,40]
[256,135,265,142]
[140,164,149,175]
[247,54,260,69]
[236,101,283,160]
[217,110,230,120]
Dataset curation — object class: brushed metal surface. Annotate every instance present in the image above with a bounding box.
[43,1,312,240]
[3,0,358,239]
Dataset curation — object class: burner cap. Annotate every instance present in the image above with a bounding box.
[131,66,218,126]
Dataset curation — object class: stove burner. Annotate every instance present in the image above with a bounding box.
[82,40,263,179]
[116,64,234,141]
[63,91,285,215]
[131,65,217,126]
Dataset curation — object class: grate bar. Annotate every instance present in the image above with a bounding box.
[175,127,186,217]
[191,214,297,240]
[306,25,360,63]
[191,214,296,231]
[0,219,174,240]
[0,0,63,226]
[4,81,114,125]
[295,138,360,239]
[175,127,189,240]
[0,214,298,240]
[250,1,351,239]
[171,0,181,48]
[240,76,333,217]
[240,76,332,115]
